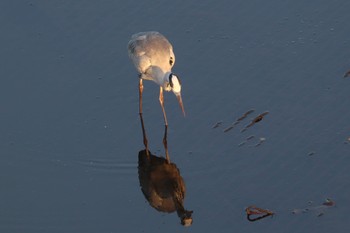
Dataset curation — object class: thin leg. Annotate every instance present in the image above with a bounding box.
[139,78,143,114]
[163,125,170,163]
[159,86,170,162]
[159,87,168,126]
[139,78,149,157]
[140,113,150,159]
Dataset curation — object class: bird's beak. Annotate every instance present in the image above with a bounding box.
[176,93,186,116]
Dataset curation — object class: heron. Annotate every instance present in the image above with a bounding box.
[127,31,185,127]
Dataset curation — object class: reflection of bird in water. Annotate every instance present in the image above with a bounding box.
[136,108,192,226]
[138,149,193,226]
[128,31,185,127]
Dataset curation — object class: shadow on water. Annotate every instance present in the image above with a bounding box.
[137,113,193,226]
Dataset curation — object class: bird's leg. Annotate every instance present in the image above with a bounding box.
[159,87,168,127]
[163,124,170,163]
[140,111,150,159]
[139,78,149,157]
[139,76,143,114]
[159,86,170,162]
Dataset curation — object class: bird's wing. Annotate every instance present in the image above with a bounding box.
[144,33,175,71]
[128,38,152,75]
[128,32,175,74]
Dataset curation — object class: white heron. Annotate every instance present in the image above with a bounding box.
[128,31,185,126]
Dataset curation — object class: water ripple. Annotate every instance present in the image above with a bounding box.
[76,158,137,174]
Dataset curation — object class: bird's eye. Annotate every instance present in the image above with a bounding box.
[169,74,174,88]
[169,57,174,66]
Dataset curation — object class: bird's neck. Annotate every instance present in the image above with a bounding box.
[156,71,171,91]
[163,72,172,91]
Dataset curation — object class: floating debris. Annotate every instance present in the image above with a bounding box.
[245,205,274,222]
[238,135,267,147]
[344,70,350,78]
[238,135,255,147]
[292,198,335,216]
[322,198,335,207]
[238,141,246,147]
[292,208,307,214]
[223,125,234,132]
[223,110,255,133]
[223,121,240,133]
[252,111,269,123]
[308,151,316,156]
[213,109,258,132]
[241,111,269,133]
[237,109,255,121]
[253,137,266,147]
[212,121,223,129]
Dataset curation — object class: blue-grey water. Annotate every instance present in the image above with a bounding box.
[1,0,350,232]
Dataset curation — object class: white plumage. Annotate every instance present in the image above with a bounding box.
[128,31,185,125]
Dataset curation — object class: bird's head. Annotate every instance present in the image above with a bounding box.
[180,210,193,227]
[165,72,185,116]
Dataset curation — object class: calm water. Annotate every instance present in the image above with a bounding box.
[1,0,350,232]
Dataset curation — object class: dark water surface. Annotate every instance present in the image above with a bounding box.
[1,0,350,232]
